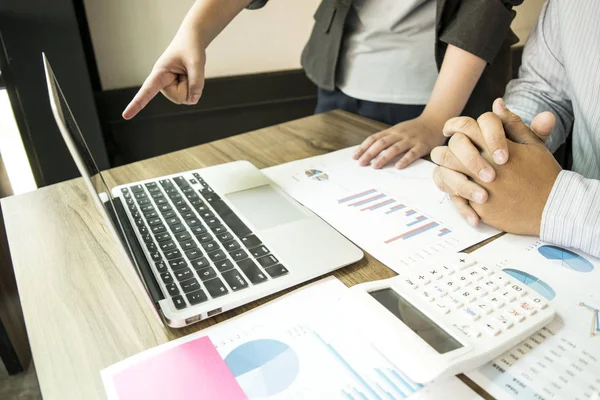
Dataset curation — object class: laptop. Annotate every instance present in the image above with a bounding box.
[42,54,363,328]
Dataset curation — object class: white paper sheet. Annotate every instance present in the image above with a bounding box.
[467,234,600,400]
[103,278,482,400]
[262,147,498,273]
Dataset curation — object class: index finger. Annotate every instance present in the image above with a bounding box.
[122,70,176,120]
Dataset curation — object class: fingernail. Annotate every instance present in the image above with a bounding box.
[473,191,487,204]
[467,216,478,226]
[190,94,200,104]
[478,168,494,183]
[493,149,507,164]
[498,98,507,110]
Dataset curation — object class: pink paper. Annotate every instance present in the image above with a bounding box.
[112,336,248,400]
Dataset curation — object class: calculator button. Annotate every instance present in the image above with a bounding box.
[460,306,480,321]
[433,301,450,315]
[432,285,448,297]
[449,253,476,270]
[442,278,460,292]
[487,296,505,309]
[493,274,511,286]
[456,273,473,287]
[530,296,549,310]
[492,312,514,329]
[462,326,481,338]
[504,307,526,322]
[477,265,494,276]
[473,301,493,315]
[402,278,419,290]
[447,296,464,309]
[500,289,516,303]
[419,289,435,302]
[482,279,499,292]
[518,299,537,316]
[427,268,443,281]
[459,289,477,303]
[411,273,431,285]
[472,285,488,297]
[481,320,501,336]
[510,283,528,297]
[439,263,456,275]
[466,269,484,282]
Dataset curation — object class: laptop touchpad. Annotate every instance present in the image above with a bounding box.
[225,185,307,230]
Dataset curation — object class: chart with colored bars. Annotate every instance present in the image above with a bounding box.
[580,302,600,337]
[337,189,452,244]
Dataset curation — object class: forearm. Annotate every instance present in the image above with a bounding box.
[179,0,252,48]
[541,171,600,258]
[421,44,486,130]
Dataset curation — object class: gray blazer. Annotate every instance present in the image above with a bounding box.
[249,0,523,118]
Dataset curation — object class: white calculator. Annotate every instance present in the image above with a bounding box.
[350,253,556,384]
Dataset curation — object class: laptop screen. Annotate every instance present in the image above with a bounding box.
[42,54,157,304]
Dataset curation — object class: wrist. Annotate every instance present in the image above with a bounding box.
[417,111,448,138]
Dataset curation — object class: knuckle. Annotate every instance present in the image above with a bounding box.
[376,137,389,148]
[455,117,477,133]
[477,112,498,126]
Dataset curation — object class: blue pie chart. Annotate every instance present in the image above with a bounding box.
[503,269,556,300]
[538,245,594,273]
[224,339,299,398]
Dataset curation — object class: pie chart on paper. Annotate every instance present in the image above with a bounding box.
[224,339,300,398]
[503,268,556,300]
[538,245,594,273]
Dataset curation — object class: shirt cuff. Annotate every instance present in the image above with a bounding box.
[541,170,600,258]
[439,0,518,64]
[246,0,268,10]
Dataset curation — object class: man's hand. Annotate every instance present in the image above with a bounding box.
[353,116,447,169]
[430,102,562,236]
[122,28,207,120]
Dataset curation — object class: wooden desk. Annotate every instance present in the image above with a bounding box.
[1,111,493,399]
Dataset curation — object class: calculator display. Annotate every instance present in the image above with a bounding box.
[370,288,463,354]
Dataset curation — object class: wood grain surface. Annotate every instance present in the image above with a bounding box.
[1,111,495,399]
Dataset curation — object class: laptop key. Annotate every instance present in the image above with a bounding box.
[155,198,168,205]
[201,241,219,253]
[197,266,217,281]
[180,278,200,293]
[237,259,268,284]
[257,254,279,268]
[211,225,227,235]
[121,188,129,194]
[181,211,195,220]
[195,232,213,243]
[208,250,227,262]
[138,225,149,235]
[164,250,181,260]
[222,270,249,291]
[194,204,210,213]
[165,283,179,296]
[165,187,178,195]
[217,233,234,243]
[151,192,164,199]
[173,176,186,186]
[186,193,200,201]
[175,231,192,242]
[147,186,161,194]
[130,184,144,193]
[199,211,215,220]
[172,295,186,310]
[265,265,289,278]
[159,179,172,187]
[182,187,194,194]
[137,198,151,206]
[135,218,145,227]
[224,240,241,252]
[134,192,147,200]
[169,194,182,201]
[151,224,166,234]
[204,218,221,228]
[150,252,162,262]
[190,198,204,207]
[159,241,176,252]
[155,260,168,273]
[186,218,201,227]
[158,204,172,212]
[169,258,188,271]
[187,289,208,305]
[162,210,176,219]
[143,211,158,219]
[146,242,157,252]
[140,204,155,213]
[185,248,203,260]
[145,182,157,188]
[173,199,186,207]
[132,210,141,219]
[166,217,181,226]
[250,246,270,258]
[170,224,186,234]
[155,232,171,242]
[241,235,262,249]
[190,257,210,270]
[204,278,229,298]
[181,240,197,251]
[141,233,153,243]
[230,249,248,262]
[147,217,162,226]
[174,268,193,282]
[200,186,214,195]
[215,260,235,272]
[160,272,174,284]
[190,225,208,236]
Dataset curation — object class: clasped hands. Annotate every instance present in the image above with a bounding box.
[431,98,562,236]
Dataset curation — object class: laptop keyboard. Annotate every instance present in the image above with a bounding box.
[120,173,289,311]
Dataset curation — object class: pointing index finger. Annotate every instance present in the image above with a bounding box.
[122,69,176,120]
